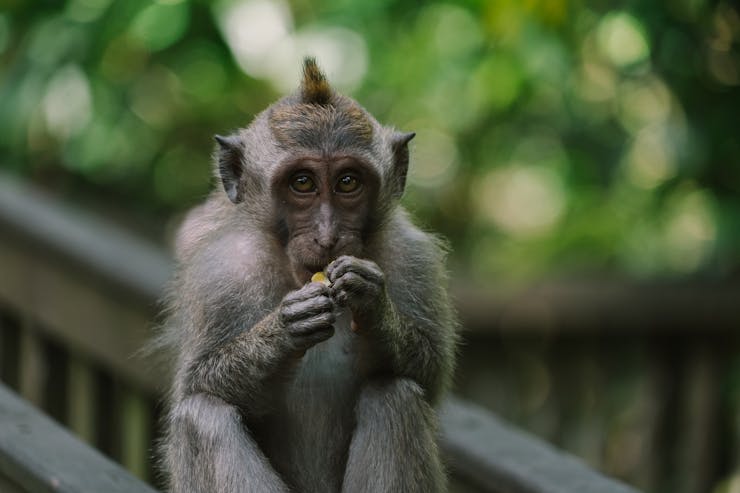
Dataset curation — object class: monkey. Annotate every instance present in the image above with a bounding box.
[158,58,458,493]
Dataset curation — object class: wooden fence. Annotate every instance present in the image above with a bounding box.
[0,378,638,493]
[453,283,740,493]
[0,382,158,493]
[1,170,706,492]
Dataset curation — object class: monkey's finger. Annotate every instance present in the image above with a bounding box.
[327,255,378,280]
[283,282,330,303]
[333,289,349,307]
[330,261,385,285]
[287,312,336,336]
[327,257,384,286]
[281,295,334,322]
[331,273,381,300]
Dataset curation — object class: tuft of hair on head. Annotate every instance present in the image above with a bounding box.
[300,57,332,105]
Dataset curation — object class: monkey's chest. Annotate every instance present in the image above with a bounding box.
[269,309,363,491]
[288,307,361,411]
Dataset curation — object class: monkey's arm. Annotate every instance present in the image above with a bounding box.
[179,282,335,418]
[328,255,457,404]
[380,296,456,404]
[181,311,288,416]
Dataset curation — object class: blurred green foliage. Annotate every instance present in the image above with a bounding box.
[1,0,739,282]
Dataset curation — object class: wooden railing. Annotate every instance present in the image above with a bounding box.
[0,171,644,492]
[0,380,637,493]
[0,382,157,493]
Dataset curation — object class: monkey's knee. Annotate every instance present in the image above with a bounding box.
[167,394,289,493]
[355,377,432,424]
[169,393,243,447]
[345,378,446,492]
[166,394,239,490]
[354,377,440,462]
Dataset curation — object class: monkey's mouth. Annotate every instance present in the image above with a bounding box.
[305,263,325,275]
[297,262,331,284]
[303,250,336,274]
[287,243,335,284]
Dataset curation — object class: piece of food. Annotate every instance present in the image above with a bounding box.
[311,270,359,332]
[311,271,330,285]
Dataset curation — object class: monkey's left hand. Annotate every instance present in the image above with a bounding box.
[326,255,389,330]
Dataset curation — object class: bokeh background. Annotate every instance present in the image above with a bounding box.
[1,1,739,492]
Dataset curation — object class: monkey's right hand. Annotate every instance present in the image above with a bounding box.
[278,282,336,353]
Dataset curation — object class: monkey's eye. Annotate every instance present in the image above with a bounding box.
[290,174,316,193]
[335,174,361,194]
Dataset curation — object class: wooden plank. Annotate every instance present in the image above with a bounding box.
[439,397,643,493]
[18,324,44,408]
[0,475,25,493]
[0,172,171,304]
[67,356,96,444]
[0,383,158,493]
[454,281,740,334]
[679,342,720,493]
[0,240,163,396]
[0,310,21,390]
[120,387,151,480]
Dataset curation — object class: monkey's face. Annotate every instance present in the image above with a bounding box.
[273,155,380,285]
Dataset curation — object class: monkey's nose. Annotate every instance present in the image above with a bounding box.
[314,235,337,250]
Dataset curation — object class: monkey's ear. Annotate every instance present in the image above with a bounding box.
[390,131,416,198]
[214,134,244,203]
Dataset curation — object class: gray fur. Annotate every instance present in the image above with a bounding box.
[159,59,458,493]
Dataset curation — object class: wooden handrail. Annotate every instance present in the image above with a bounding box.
[0,172,171,305]
[0,383,157,493]
[440,397,641,493]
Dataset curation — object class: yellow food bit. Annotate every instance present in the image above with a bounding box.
[311,271,330,285]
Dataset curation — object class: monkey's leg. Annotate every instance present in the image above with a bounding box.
[341,378,446,493]
[167,393,289,493]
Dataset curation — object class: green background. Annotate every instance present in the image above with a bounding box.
[2,0,738,283]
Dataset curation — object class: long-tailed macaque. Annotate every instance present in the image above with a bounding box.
[160,58,458,493]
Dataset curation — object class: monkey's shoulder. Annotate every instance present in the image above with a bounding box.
[379,211,449,276]
[187,234,283,284]
[175,215,287,300]
[174,196,236,262]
